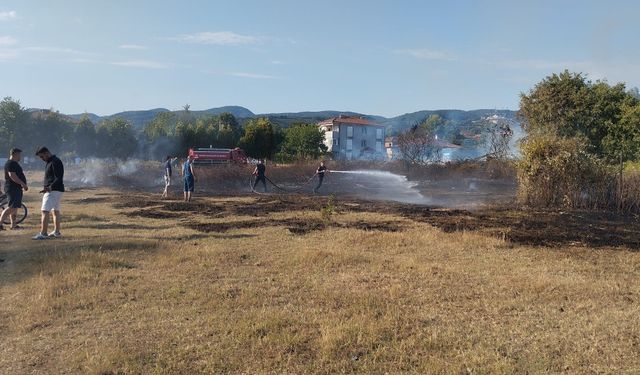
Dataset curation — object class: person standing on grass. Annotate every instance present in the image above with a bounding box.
[0,148,28,231]
[182,154,196,202]
[313,160,329,194]
[252,159,267,192]
[33,147,64,240]
[162,155,172,198]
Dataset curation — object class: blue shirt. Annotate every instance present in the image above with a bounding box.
[183,161,193,179]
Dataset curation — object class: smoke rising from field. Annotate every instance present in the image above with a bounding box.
[330,170,429,204]
[62,158,515,208]
[66,158,163,187]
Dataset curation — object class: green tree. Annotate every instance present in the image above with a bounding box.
[96,118,138,159]
[280,123,327,159]
[519,70,639,161]
[31,110,73,154]
[175,121,196,152]
[74,115,97,158]
[195,117,219,147]
[238,117,278,159]
[0,97,30,153]
[218,112,241,147]
[608,101,640,161]
[217,127,235,148]
[144,112,176,141]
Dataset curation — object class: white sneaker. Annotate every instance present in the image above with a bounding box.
[48,231,61,238]
[32,233,49,240]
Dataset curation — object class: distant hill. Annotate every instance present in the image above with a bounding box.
[68,106,255,130]
[379,109,518,133]
[196,106,254,118]
[57,106,518,133]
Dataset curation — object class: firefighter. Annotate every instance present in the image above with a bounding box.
[313,161,329,194]
[252,159,267,192]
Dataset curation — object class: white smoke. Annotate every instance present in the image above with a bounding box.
[331,170,429,204]
[67,158,161,187]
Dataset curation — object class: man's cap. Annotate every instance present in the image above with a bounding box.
[9,147,22,155]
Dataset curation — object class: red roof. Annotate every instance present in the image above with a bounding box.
[318,115,380,127]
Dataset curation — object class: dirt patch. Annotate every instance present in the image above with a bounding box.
[70,197,111,204]
[113,196,162,209]
[162,201,225,215]
[125,209,186,219]
[185,217,406,235]
[228,197,318,217]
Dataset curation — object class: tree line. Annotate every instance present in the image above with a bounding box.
[0,98,327,161]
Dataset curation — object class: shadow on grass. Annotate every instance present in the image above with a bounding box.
[163,233,257,241]
[0,237,161,286]
[66,223,175,231]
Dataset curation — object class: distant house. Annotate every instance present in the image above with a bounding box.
[386,134,462,162]
[318,115,386,160]
[384,136,399,160]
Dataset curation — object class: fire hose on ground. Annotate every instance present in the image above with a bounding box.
[248,170,361,195]
[249,173,318,195]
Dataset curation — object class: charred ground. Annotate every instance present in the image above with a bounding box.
[108,191,640,250]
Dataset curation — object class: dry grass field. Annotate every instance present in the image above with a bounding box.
[1,186,640,374]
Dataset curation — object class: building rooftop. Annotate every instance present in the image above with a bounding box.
[318,115,380,127]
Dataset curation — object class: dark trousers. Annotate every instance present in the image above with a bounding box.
[253,175,267,192]
[314,175,324,193]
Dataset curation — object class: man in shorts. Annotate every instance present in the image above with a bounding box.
[182,154,196,202]
[1,148,28,231]
[33,147,65,240]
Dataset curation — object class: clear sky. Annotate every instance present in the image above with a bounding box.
[0,0,638,117]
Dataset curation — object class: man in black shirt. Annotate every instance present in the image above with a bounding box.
[313,161,329,194]
[252,160,267,192]
[1,148,28,230]
[33,147,64,240]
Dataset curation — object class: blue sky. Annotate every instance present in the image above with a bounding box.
[0,0,639,117]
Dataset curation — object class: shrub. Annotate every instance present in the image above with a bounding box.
[516,133,614,209]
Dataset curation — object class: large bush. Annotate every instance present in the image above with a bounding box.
[517,133,614,208]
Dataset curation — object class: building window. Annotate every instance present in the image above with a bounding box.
[362,127,367,134]
[347,126,353,137]
[361,140,367,148]
[346,139,353,151]
[376,128,383,140]
[376,141,382,152]
[333,139,338,146]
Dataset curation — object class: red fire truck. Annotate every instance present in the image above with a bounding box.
[188,147,248,165]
